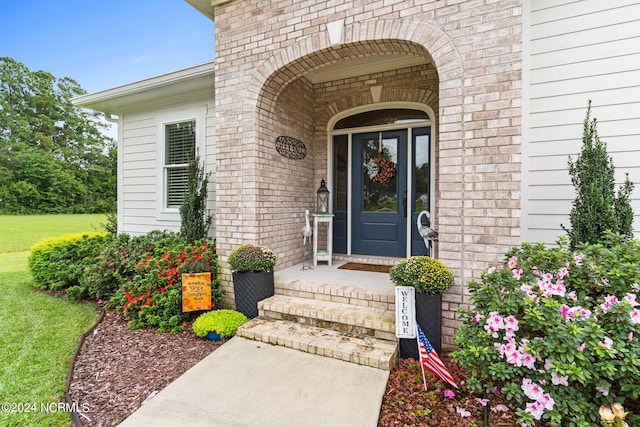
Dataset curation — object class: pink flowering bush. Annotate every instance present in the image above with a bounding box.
[453,232,639,426]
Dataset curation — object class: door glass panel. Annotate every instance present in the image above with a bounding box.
[334,137,348,212]
[362,136,398,212]
[415,134,430,212]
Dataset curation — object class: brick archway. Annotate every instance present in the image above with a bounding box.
[243,18,466,277]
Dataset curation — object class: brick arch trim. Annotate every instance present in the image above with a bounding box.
[244,19,464,120]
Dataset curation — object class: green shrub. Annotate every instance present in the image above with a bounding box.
[109,238,223,333]
[389,256,454,294]
[28,232,109,291]
[228,244,277,272]
[180,151,213,244]
[563,101,634,249]
[453,232,640,426]
[76,230,185,301]
[192,309,248,338]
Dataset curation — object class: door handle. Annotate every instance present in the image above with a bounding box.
[402,191,407,218]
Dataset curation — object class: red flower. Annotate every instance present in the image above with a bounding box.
[144,297,152,306]
[125,291,133,303]
[195,253,202,261]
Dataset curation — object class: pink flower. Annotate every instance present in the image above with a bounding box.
[444,389,456,398]
[630,309,640,324]
[601,295,619,312]
[522,378,544,401]
[525,400,545,420]
[573,253,584,265]
[456,407,471,417]
[551,372,569,386]
[508,256,518,269]
[577,342,586,352]
[624,293,639,306]
[512,268,523,280]
[598,336,613,350]
[596,386,609,396]
[476,398,489,407]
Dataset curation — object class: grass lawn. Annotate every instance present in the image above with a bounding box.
[0,215,104,426]
[0,214,107,253]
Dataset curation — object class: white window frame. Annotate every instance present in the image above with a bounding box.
[156,107,206,221]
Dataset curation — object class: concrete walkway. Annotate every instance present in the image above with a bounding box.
[119,336,389,427]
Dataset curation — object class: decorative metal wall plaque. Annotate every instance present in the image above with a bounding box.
[275,136,306,159]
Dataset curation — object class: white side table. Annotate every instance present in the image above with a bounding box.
[312,213,334,267]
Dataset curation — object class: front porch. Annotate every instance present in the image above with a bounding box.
[236,255,402,370]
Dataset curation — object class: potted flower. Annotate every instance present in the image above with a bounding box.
[389,256,454,358]
[192,309,248,340]
[228,244,277,318]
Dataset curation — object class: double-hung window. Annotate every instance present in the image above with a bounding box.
[164,120,195,208]
[157,107,205,220]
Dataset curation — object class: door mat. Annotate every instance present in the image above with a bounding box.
[338,262,392,273]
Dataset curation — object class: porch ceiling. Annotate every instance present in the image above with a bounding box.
[303,54,428,84]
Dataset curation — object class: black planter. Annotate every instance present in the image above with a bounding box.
[232,271,275,318]
[400,292,442,359]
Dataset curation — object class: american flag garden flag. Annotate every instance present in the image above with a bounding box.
[416,324,458,389]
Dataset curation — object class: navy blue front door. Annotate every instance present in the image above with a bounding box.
[352,130,408,257]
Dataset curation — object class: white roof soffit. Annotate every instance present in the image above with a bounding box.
[184,0,232,20]
[72,61,215,115]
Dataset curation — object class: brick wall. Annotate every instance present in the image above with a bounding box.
[213,0,522,346]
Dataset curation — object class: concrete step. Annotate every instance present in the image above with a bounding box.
[274,277,395,311]
[259,294,396,341]
[237,317,399,370]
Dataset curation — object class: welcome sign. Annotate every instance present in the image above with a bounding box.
[395,286,416,338]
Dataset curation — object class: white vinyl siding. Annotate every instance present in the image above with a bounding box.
[118,101,215,236]
[523,0,640,244]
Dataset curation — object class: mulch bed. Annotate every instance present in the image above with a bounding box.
[67,309,521,426]
[66,310,222,426]
[379,357,520,426]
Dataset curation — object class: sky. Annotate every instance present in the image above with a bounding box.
[0,0,214,94]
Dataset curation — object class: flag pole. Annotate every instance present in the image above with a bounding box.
[416,324,427,391]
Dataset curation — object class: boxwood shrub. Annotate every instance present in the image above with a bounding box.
[29,232,110,291]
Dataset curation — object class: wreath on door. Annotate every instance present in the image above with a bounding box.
[366,157,396,184]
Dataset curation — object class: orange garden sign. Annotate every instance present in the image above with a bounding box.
[182,272,212,312]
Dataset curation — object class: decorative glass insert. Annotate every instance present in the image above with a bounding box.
[335,109,429,129]
[362,136,398,212]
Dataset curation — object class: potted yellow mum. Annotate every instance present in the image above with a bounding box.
[390,256,454,357]
[228,244,277,318]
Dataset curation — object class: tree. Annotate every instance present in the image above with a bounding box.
[562,101,634,248]
[0,56,116,213]
[180,151,213,244]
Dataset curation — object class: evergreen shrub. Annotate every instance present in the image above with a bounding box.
[563,101,634,249]
[28,232,109,291]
